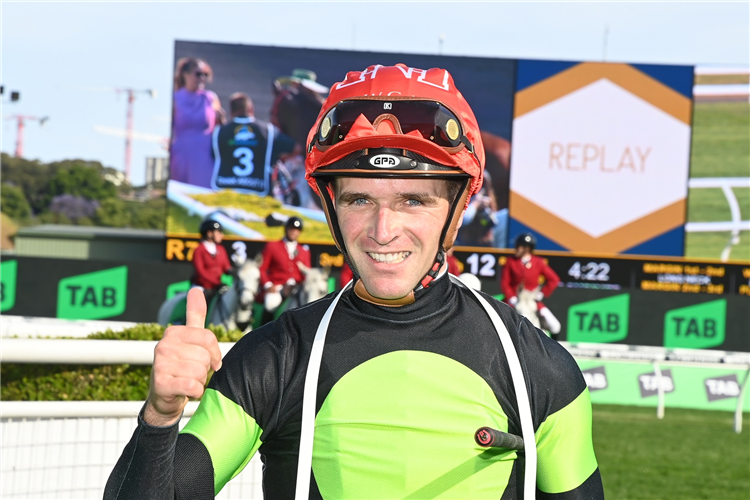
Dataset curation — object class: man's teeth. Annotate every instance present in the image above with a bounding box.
[368,251,410,263]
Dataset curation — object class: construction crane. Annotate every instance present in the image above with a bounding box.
[75,85,158,183]
[114,88,157,183]
[6,115,48,158]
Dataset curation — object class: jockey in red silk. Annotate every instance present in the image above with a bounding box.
[501,233,562,335]
[258,216,312,315]
[191,219,232,308]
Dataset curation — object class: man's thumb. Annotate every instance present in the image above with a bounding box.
[186,288,207,328]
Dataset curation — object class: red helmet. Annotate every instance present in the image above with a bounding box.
[304,64,486,300]
[305,64,484,202]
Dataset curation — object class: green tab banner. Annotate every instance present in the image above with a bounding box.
[57,266,128,320]
[578,360,750,412]
[567,294,630,343]
[1,260,18,312]
[664,299,726,349]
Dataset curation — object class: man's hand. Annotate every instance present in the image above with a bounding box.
[144,288,223,427]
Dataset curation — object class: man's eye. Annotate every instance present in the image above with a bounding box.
[406,199,422,207]
[352,198,368,205]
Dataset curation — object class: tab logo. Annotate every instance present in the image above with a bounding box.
[1,259,18,312]
[663,299,726,349]
[638,369,675,398]
[166,280,190,300]
[57,266,128,320]
[705,374,740,402]
[369,154,400,168]
[567,294,629,343]
[582,366,608,391]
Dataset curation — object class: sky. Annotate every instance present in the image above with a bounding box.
[1,1,749,186]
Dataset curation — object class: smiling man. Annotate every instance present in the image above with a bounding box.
[106,64,603,500]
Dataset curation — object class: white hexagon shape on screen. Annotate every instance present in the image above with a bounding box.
[510,78,691,238]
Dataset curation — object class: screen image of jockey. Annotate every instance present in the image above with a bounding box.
[106,64,602,500]
[211,92,297,197]
[501,233,562,337]
[191,219,232,311]
[257,216,311,322]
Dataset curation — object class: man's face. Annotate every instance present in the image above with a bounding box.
[207,229,223,244]
[286,227,301,242]
[335,177,452,300]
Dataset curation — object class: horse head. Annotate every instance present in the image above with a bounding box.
[301,266,330,304]
[236,257,261,309]
[271,80,325,146]
[284,264,330,311]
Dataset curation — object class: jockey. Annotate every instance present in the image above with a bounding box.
[107,64,602,500]
[258,216,312,318]
[500,232,562,336]
[191,218,232,310]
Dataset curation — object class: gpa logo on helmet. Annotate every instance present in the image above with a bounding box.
[369,154,400,168]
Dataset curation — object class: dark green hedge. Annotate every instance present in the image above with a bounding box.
[1,323,243,401]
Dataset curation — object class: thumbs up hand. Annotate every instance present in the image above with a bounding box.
[143,288,223,426]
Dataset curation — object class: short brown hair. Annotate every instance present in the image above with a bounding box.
[229,92,254,118]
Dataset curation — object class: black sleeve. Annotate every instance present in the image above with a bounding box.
[104,409,215,500]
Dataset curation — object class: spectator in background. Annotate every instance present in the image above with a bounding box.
[446,247,461,275]
[170,57,225,188]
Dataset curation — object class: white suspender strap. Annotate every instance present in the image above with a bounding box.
[294,281,352,500]
[460,281,537,500]
[294,278,535,499]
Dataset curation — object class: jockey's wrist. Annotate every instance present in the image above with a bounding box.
[509,296,518,306]
[264,282,273,290]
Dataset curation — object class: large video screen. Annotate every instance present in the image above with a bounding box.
[166,41,516,249]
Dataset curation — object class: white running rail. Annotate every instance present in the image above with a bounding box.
[0,401,263,499]
[1,338,236,364]
[685,177,750,261]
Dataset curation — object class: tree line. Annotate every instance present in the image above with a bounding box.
[1,153,166,229]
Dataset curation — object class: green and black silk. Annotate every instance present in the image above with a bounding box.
[106,275,602,499]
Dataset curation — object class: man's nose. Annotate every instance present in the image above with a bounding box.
[369,206,400,245]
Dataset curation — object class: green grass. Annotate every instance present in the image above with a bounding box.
[593,404,750,500]
[690,102,749,179]
[165,200,204,235]
[685,231,750,261]
[685,186,750,261]
[685,102,750,260]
